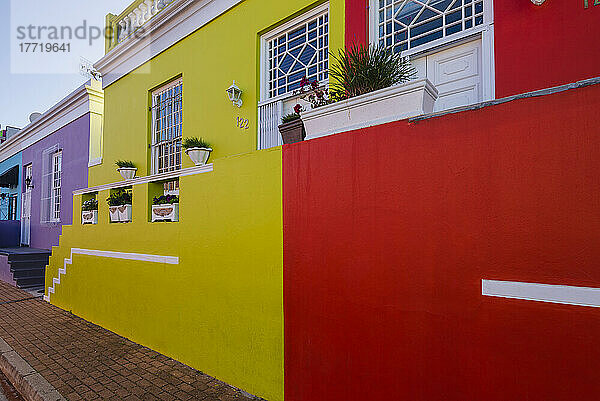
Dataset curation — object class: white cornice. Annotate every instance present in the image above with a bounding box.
[0,80,103,164]
[95,0,244,89]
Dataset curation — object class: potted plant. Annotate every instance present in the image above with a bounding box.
[151,194,179,222]
[107,189,132,223]
[278,104,306,144]
[116,160,137,180]
[301,44,438,140]
[81,199,98,225]
[183,137,212,166]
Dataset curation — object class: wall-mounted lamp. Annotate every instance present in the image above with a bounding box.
[531,0,546,5]
[25,176,33,189]
[226,80,243,108]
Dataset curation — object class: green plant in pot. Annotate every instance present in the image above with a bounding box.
[278,103,306,145]
[106,189,132,223]
[301,43,437,140]
[151,194,180,222]
[81,198,99,225]
[115,160,137,180]
[183,137,212,166]
[328,43,416,101]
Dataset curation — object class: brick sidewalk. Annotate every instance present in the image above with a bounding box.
[0,281,259,401]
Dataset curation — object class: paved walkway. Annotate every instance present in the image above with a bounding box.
[0,281,259,401]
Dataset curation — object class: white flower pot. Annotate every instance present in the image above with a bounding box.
[151,203,179,222]
[302,78,439,140]
[118,204,132,222]
[81,210,98,225]
[117,167,137,180]
[109,206,120,223]
[185,147,212,166]
[109,204,132,222]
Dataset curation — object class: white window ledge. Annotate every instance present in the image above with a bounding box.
[73,164,213,195]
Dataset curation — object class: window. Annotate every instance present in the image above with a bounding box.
[51,151,62,222]
[7,195,17,220]
[40,145,61,224]
[265,8,329,99]
[151,79,183,174]
[375,0,484,53]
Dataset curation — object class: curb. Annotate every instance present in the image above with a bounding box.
[0,337,65,401]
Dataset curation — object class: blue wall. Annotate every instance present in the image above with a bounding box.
[0,220,20,247]
[0,152,22,221]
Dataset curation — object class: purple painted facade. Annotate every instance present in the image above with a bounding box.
[21,114,90,250]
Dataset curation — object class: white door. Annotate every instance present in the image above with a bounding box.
[411,39,483,112]
[21,164,32,246]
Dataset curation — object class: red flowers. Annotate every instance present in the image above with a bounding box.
[294,104,303,115]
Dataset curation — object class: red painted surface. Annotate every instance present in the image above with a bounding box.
[494,2,600,97]
[345,0,367,46]
[283,84,600,400]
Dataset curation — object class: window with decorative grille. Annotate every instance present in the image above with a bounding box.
[151,79,183,174]
[376,0,484,53]
[266,9,329,99]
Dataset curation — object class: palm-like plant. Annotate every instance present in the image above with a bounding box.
[329,44,416,101]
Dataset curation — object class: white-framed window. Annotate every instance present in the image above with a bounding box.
[40,145,62,224]
[151,78,183,175]
[373,0,486,54]
[262,4,329,100]
[51,151,62,222]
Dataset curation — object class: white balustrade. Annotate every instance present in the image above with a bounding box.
[110,0,175,48]
[257,99,284,150]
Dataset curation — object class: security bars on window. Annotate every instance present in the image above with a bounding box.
[267,10,329,98]
[377,0,484,53]
[151,79,183,175]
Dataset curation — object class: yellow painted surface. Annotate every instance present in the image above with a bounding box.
[89,0,344,187]
[49,149,284,400]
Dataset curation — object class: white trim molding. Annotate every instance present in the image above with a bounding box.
[44,248,179,302]
[482,279,600,308]
[95,0,243,89]
[73,163,213,195]
[0,79,103,164]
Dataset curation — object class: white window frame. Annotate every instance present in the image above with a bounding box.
[368,0,495,101]
[151,78,183,175]
[259,2,330,103]
[50,151,62,223]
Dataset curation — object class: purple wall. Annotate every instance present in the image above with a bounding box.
[21,114,90,250]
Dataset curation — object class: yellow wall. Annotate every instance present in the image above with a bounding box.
[47,149,284,400]
[89,0,344,187]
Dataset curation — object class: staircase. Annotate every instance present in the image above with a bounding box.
[0,248,51,292]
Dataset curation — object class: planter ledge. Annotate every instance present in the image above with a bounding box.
[302,78,438,140]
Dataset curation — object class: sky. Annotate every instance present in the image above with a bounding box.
[0,0,132,128]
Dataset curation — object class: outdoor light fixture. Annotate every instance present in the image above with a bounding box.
[25,176,33,189]
[226,80,243,108]
[531,0,546,5]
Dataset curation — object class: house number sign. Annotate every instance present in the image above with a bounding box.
[237,117,250,130]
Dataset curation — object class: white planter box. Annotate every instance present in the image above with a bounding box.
[117,167,137,180]
[109,204,132,223]
[151,203,179,222]
[81,210,98,225]
[185,147,212,166]
[302,78,438,140]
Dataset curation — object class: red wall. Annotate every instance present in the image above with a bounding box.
[283,84,600,400]
[494,2,600,97]
[345,0,367,46]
